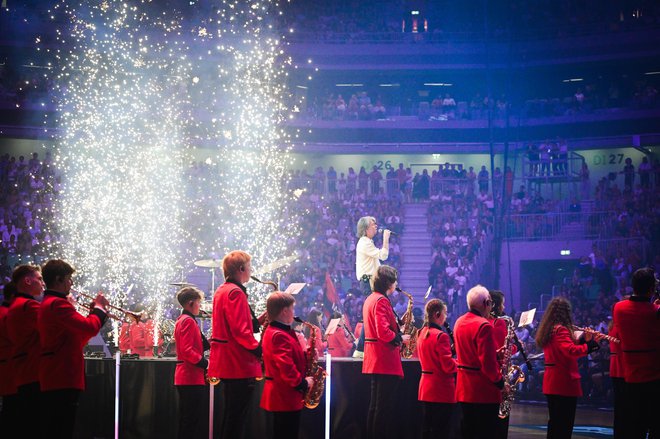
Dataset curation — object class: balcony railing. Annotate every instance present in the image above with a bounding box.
[504,211,617,241]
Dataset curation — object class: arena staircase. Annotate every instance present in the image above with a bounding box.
[398,202,432,303]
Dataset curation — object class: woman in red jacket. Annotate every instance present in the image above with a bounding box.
[260,291,313,439]
[535,297,600,439]
[362,265,403,439]
[174,287,210,439]
[416,299,457,439]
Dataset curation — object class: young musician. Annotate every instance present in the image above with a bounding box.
[453,285,503,439]
[608,319,625,438]
[612,267,659,438]
[38,259,109,438]
[489,290,516,439]
[303,308,326,358]
[535,297,600,439]
[208,250,262,439]
[260,292,314,439]
[362,265,403,439]
[5,264,45,437]
[326,313,354,358]
[0,282,18,437]
[174,286,210,439]
[417,299,457,439]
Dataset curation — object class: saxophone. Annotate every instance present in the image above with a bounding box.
[397,288,418,359]
[498,316,525,419]
[302,322,327,409]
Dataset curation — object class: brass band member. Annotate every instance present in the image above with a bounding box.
[6,264,45,438]
[362,265,403,439]
[535,297,600,439]
[38,259,109,439]
[489,290,515,439]
[174,287,210,439]
[208,251,262,439]
[453,285,503,439]
[260,292,314,439]
[0,282,18,437]
[612,267,659,438]
[417,299,457,439]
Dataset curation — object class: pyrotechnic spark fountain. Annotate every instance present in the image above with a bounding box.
[47,0,192,308]
[42,0,300,316]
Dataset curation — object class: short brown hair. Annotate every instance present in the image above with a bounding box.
[176,287,204,307]
[222,250,251,279]
[42,259,75,288]
[266,291,295,321]
[11,264,41,284]
[373,265,398,294]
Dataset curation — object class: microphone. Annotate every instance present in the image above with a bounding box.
[378,228,397,236]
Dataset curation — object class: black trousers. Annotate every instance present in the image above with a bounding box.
[214,378,256,439]
[16,381,40,437]
[494,413,510,439]
[0,393,19,438]
[355,278,372,352]
[176,385,209,439]
[611,377,626,439]
[545,394,577,439]
[366,374,401,439]
[460,402,499,439]
[271,410,302,439]
[421,401,455,439]
[625,379,659,439]
[40,388,81,439]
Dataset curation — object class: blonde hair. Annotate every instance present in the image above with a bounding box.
[222,250,251,279]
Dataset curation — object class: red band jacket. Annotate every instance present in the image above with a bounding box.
[260,320,308,412]
[208,281,261,379]
[38,290,107,391]
[128,322,148,356]
[454,310,503,403]
[608,323,624,379]
[6,293,41,388]
[118,323,131,353]
[613,296,660,383]
[542,325,589,397]
[327,324,353,357]
[0,303,16,396]
[417,323,457,403]
[174,311,210,386]
[362,291,403,377]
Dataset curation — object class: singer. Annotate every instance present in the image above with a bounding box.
[355,216,390,296]
[355,216,390,357]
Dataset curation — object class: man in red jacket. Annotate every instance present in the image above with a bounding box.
[613,267,659,438]
[38,259,109,438]
[0,282,18,437]
[453,284,504,439]
[6,264,45,437]
[174,286,210,439]
[208,250,262,439]
[260,291,313,439]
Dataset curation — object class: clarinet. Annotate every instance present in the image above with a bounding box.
[443,321,456,356]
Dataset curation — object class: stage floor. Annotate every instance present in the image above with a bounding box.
[509,403,613,438]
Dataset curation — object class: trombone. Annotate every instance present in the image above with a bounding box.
[74,290,143,323]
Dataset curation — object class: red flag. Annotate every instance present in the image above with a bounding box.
[324,272,339,306]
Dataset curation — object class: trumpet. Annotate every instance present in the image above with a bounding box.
[574,326,620,344]
[74,290,143,324]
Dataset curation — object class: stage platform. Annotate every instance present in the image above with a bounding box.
[76,357,614,439]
